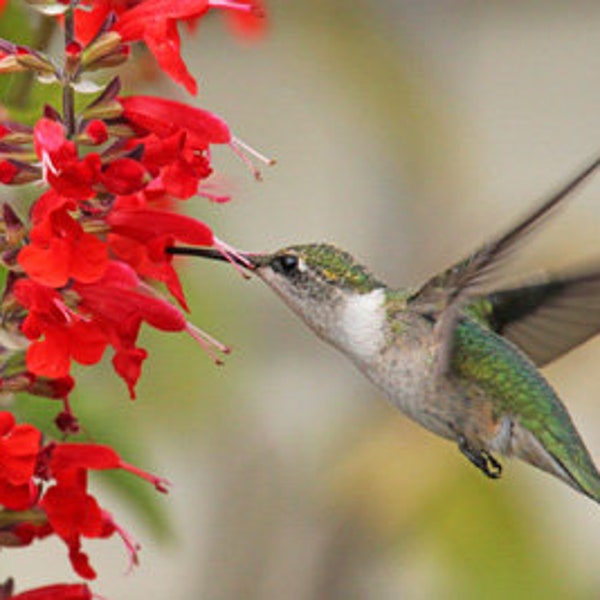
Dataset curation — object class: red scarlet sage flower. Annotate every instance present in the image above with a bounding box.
[0,413,169,579]
[14,260,229,397]
[18,200,108,288]
[1,581,93,600]
[0,0,269,594]
[112,0,264,94]
[34,119,102,199]
[0,413,41,510]
[119,95,231,144]
[39,441,168,578]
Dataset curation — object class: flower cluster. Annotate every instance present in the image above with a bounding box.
[0,411,167,579]
[0,0,266,597]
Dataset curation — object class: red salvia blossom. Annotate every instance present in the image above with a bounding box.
[18,200,108,288]
[14,260,226,397]
[0,580,93,600]
[0,0,268,595]
[111,0,264,94]
[34,118,102,199]
[0,413,41,510]
[0,412,168,579]
[118,95,231,144]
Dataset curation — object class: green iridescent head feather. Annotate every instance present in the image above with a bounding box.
[282,243,384,293]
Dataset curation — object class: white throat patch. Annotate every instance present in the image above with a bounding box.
[338,288,386,362]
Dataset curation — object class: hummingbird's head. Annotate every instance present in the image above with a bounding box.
[251,243,383,301]
[168,243,386,352]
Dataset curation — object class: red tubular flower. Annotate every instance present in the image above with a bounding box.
[76,260,230,394]
[13,278,109,379]
[118,95,230,199]
[0,0,269,592]
[0,413,41,510]
[119,95,231,145]
[49,443,169,491]
[107,204,214,307]
[133,131,213,199]
[107,207,214,246]
[10,582,93,600]
[100,157,148,195]
[0,419,168,580]
[33,119,101,199]
[40,472,105,580]
[38,441,168,578]
[81,120,108,145]
[112,0,261,94]
[18,202,108,288]
[72,261,190,396]
[14,251,227,397]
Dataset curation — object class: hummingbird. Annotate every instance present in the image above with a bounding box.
[169,157,600,504]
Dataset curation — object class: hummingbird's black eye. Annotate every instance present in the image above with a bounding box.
[272,254,299,275]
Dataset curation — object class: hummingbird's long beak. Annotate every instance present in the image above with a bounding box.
[166,246,265,269]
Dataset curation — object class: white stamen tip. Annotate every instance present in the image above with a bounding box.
[230,137,275,181]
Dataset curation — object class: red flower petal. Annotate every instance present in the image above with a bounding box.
[119,95,231,145]
[107,208,214,245]
[25,327,73,379]
[50,443,121,472]
[18,207,108,287]
[0,479,37,510]
[0,414,41,510]
[101,157,148,195]
[11,582,93,600]
[112,347,147,398]
[41,484,104,540]
[143,20,197,95]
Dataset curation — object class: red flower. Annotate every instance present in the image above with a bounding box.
[100,157,148,195]
[112,0,262,94]
[72,261,195,396]
[38,441,168,578]
[0,413,41,510]
[118,95,230,200]
[18,195,108,288]
[40,475,105,579]
[13,278,108,380]
[0,413,169,579]
[33,119,101,199]
[119,95,231,145]
[103,162,216,305]
[8,582,92,600]
[49,442,169,491]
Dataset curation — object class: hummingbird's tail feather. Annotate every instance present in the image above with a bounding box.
[510,422,600,504]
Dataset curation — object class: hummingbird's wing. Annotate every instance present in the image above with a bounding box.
[481,269,600,367]
[407,156,600,372]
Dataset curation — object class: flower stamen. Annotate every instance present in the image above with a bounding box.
[185,322,230,365]
[230,136,275,181]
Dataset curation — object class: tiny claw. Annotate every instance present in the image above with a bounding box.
[459,436,502,479]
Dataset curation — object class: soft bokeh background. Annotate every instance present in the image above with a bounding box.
[4,1,600,598]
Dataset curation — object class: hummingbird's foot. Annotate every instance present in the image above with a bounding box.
[458,436,503,479]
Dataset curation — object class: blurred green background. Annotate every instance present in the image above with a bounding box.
[4,1,600,598]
